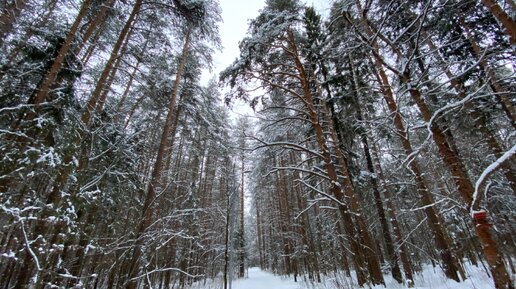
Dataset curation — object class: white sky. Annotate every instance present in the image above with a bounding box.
[201,0,333,116]
[200,0,266,116]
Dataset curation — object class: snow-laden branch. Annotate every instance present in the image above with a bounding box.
[129,267,203,281]
[400,198,447,212]
[260,105,310,118]
[20,219,41,282]
[296,179,345,207]
[398,1,431,73]
[426,86,489,136]
[249,135,325,159]
[0,103,36,114]
[271,166,330,181]
[471,144,516,214]
[402,88,489,170]
[294,197,331,220]
[247,72,310,107]
[78,164,115,196]
[0,129,30,139]
[261,116,313,130]
[0,205,42,217]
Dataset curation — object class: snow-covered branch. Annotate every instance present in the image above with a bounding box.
[472,144,516,212]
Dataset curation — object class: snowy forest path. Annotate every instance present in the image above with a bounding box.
[232,267,301,289]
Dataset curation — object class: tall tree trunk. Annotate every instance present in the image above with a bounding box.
[351,3,464,281]
[81,0,142,126]
[275,156,292,275]
[348,55,404,285]
[311,44,385,286]
[357,102,404,285]
[124,28,191,289]
[399,36,514,289]
[80,27,102,65]
[460,17,516,128]
[289,151,323,280]
[425,37,516,196]
[0,0,27,46]
[74,0,116,56]
[480,0,516,43]
[40,0,142,213]
[372,55,463,282]
[31,0,93,107]
[317,84,385,286]
[94,23,135,114]
[239,149,245,278]
[223,186,231,289]
[369,127,415,287]
[256,200,264,268]
[285,29,379,287]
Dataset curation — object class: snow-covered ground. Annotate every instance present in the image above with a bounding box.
[232,267,300,289]
[190,263,508,289]
[303,263,502,289]
[189,267,301,289]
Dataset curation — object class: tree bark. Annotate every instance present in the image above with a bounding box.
[95,23,135,114]
[358,104,404,284]
[352,2,465,281]
[372,55,463,282]
[256,200,264,268]
[285,29,382,286]
[239,147,245,278]
[317,83,385,286]
[0,0,27,46]
[398,34,514,289]
[425,37,516,196]
[32,0,93,107]
[74,0,116,56]
[348,55,405,285]
[124,28,191,289]
[480,0,516,44]
[370,130,415,287]
[81,0,142,126]
[460,17,516,128]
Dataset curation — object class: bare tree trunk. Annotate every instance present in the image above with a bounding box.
[161,100,185,184]
[256,200,264,268]
[372,55,463,282]
[239,149,245,278]
[350,2,464,281]
[480,0,516,43]
[348,55,404,285]
[460,17,516,128]
[31,0,93,107]
[223,186,231,289]
[318,87,385,286]
[124,28,191,289]
[80,27,102,65]
[310,44,385,286]
[425,37,516,196]
[74,0,116,56]
[370,129,415,287]
[81,0,142,126]
[94,23,135,114]
[285,29,378,287]
[275,156,292,275]
[0,0,27,46]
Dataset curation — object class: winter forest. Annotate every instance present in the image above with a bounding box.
[0,0,515,288]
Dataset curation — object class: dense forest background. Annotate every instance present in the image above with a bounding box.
[0,0,515,289]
